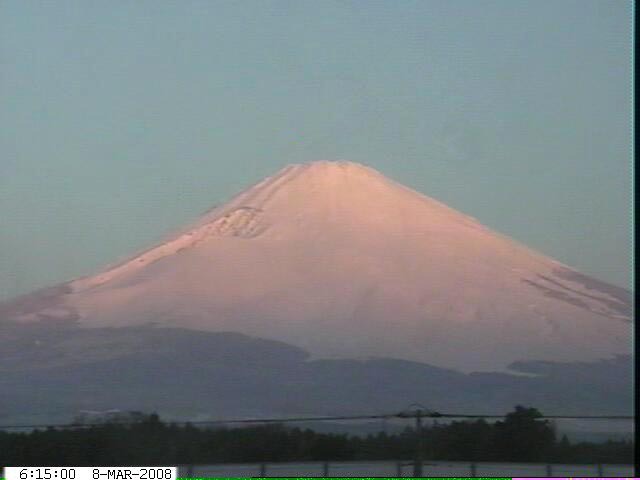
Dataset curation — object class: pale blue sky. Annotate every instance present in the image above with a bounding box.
[0,0,632,299]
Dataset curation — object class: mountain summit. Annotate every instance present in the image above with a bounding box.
[2,161,631,373]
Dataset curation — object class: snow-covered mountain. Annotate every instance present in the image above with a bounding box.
[2,161,630,374]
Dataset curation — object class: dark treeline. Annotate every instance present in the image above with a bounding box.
[0,406,632,466]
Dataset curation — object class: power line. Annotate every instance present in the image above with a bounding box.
[433,414,633,420]
[0,413,395,431]
[0,410,632,431]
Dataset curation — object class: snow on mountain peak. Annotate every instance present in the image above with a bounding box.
[1,160,631,373]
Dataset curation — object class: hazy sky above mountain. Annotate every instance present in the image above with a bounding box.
[0,0,632,299]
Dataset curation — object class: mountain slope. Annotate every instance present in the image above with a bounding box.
[1,161,631,373]
[0,324,631,424]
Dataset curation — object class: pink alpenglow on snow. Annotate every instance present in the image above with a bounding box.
[1,160,631,373]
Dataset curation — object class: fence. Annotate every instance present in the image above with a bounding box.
[179,460,634,477]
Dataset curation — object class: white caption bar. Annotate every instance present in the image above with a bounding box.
[4,467,177,480]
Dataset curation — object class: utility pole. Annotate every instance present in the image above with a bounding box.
[398,404,440,478]
[413,409,423,477]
